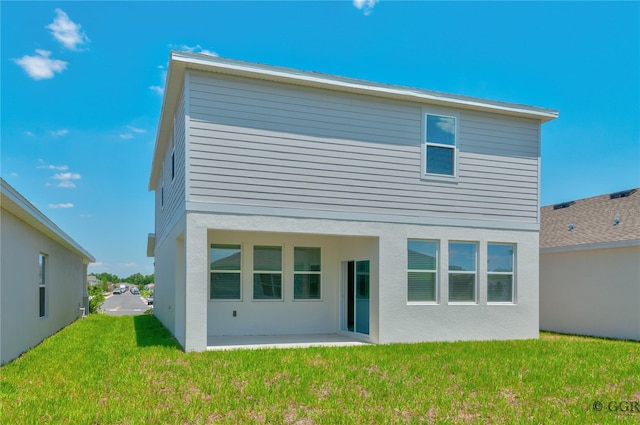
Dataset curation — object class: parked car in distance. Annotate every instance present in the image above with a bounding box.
[113,288,122,295]
[130,288,140,295]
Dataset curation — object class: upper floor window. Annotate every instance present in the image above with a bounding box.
[424,114,457,177]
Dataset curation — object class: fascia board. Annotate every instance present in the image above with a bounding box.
[171,51,559,123]
[540,239,640,254]
[1,179,96,263]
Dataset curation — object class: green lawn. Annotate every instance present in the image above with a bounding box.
[1,315,638,424]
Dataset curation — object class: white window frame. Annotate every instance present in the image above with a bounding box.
[293,247,322,301]
[209,244,242,301]
[487,243,516,304]
[448,241,478,304]
[407,239,439,304]
[39,253,47,318]
[253,245,283,301]
[421,109,459,182]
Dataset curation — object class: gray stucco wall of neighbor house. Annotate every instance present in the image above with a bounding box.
[540,246,640,341]
[1,210,87,364]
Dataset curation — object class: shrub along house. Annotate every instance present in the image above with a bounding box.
[1,178,95,364]
[147,52,558,352]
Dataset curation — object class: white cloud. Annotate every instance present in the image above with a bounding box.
[120,133,134,139]
[149,85,164,95]
[49,203,74,209]
[50,129,69,137]
[178,44,218,56]
[118,262,138,268]
[353,0,379,15]
[46,9,89,51]
[53,172,81,180]
[25,131,35,137]
[52,172,81,188]
[80,214,93,219]
[10,172,18,177]
[436,119,455,135]
[14,49,68,80]
[38,164,69,171]
[127,126,146,133]
[57,180,76,188]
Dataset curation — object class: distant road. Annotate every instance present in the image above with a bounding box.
[101,291,150,316]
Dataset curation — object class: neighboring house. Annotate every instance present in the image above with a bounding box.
[87,275,99,286]
[0,178,95,364]
[540,189,640,340]
[147,52,558,352]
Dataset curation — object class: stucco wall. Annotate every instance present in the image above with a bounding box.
[540,246,640,340]
[170,212,538,351]
[1,210,85,364]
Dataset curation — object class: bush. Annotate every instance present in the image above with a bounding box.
[88,285,105,314]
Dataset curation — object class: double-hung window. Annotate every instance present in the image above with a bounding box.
[424,113,457,177]
[253,246,283,300]
[407,240,438,302]
[210,244,241,300]
[39,253,47,318]
[487,243,515,303]
[448,242,477,303]
[293,247,321,300]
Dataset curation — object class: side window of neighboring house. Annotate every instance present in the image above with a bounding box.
[253,246,283,300]
[39,253,47,318]
[160,165,164,208]
[487,243,516,303]
[424,113,457,177]
[293,247,321,300]
[210,244,242,300]
[448,242,477,303]
[407,240,438,303]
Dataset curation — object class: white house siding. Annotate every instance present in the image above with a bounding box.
[0,210,86,364]
[155,88,187,244]
[165,212,539,351]
[540,246,640,341]
[186,71,540,224]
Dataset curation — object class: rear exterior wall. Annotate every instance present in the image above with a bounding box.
[185,71,541,226]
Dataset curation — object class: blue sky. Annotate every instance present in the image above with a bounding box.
[2,1,638,277]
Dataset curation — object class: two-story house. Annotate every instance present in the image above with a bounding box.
[147,51,558,352]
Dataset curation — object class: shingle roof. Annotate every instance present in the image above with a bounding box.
[540,188,640,249]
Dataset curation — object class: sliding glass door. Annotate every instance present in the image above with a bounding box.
[343,260,370,335]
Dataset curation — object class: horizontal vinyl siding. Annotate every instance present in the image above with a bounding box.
[156,88,186,241]
[186,71,540,223]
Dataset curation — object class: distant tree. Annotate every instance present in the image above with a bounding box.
[101,278,109,293]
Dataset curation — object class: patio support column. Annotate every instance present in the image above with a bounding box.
[183,213,208,352]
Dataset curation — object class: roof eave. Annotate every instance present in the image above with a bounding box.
[1,179,96,263]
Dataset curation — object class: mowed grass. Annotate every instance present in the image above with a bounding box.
[1,315,639,424]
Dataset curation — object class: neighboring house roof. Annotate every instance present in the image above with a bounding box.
[540,188,640,252]
[1,178,95,263]
[149,51,559,190]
